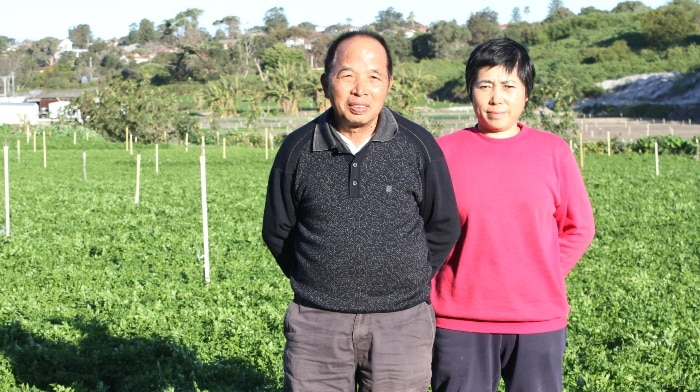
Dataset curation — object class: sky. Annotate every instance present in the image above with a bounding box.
[3,0,672,41]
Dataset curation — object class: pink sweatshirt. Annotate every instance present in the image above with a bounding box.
[432,124,595,334]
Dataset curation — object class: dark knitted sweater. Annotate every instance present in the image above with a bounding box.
[262,107,460,313]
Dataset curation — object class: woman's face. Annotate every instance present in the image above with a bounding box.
[471,65,528,138]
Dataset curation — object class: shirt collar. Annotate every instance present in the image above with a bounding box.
[312,107,398,152]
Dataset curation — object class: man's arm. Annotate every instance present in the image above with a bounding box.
[422,153,461,276]
[262,164,297,278]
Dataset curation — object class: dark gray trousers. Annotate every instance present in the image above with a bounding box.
[283,301,435,392]
[431,327,567,392]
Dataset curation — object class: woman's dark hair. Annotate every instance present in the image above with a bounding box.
[323,30,393,78]
[465,37,535,101]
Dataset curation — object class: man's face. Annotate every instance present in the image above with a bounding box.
[322,35,393,133]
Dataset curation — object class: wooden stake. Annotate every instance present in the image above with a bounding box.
[3,145,10,237]
[200,154,210,284]
[135,153,141,204]
[579,131,584,168]
[654,141,659,177]
[42,131,47,168]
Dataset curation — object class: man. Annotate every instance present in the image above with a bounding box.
[262,30,460,391]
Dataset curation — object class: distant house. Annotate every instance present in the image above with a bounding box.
[24,89,87,119]
[285,36,312,50]
[55,39,88,61]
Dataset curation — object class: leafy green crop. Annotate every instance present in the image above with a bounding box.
[567,153,700,391]
[0,132,697,391]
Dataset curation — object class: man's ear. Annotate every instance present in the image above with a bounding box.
[388,75,394,91]
[320,73,329,98]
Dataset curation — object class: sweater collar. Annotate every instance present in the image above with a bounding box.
[312,106,398,152]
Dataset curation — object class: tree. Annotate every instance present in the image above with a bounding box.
[126,19,159,44]
[132,63,169,85]
[170,40,232,82]
[309,34,333,69]
[68,24,93,49]
[504,22,544,46]
[375,7,405,31]
[204,75,243,117]
[511,8,523,23]
[467,8,502,44]
[264,7,289,38]
[612,1,651,13]
[172,8,204,34]
[250,34,280,79]
[296,22,318,35]
[27,37,59,68]
[264,62,315,115]
[213,16,241,40]
[387,65,439,117]
[74,79,185,142]
[412,20,471,60]
[548,0,565,17]
[641,0,699,48]
[384,32,415,63]
[0,36,13,52]
[524,76,578,138]
[579,6,603,16]
[411,34,433,60]
[546,7,575,22]
[0,48,27,92]
[260,43,306,72]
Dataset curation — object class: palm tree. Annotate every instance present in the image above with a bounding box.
[204,76,242,117]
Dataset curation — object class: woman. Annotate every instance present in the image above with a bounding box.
[431,37,595,392]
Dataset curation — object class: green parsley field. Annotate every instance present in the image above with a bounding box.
[0,131,698,391]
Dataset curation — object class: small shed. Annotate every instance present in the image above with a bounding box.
[24,89,87,117]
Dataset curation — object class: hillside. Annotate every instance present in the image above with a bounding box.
[575,71,700,121]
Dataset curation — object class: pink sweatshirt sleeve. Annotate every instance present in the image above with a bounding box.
[556,150,595,275]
